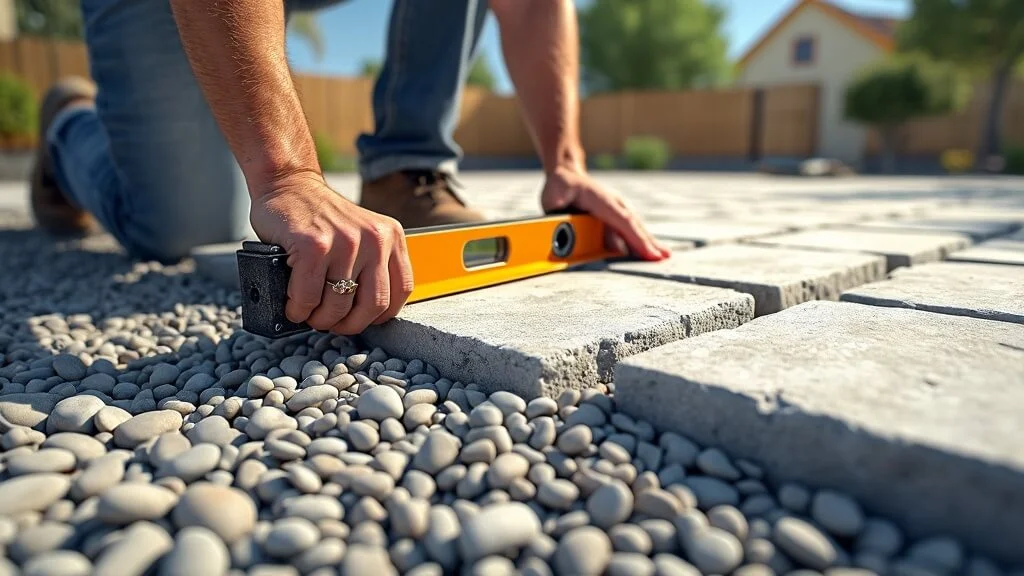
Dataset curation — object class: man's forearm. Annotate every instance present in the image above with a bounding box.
[491,0,585,174]
[169,0,320,197]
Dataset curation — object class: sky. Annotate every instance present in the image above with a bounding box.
[285,0,912,95]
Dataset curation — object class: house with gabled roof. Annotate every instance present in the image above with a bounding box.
[735,0,901,166]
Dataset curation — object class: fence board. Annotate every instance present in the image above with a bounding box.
[14,37,54,96]
[453,86,490,154]
[7,37,1022,162]
[53,40,89,79]
[463,95,533,156]
[761,84,819,157]
[293,74,328,144]
[865,78,1024,155]
[580,94,625,155]
[629,88,753,156]
[326,76,374,155]
[0,41,15,75]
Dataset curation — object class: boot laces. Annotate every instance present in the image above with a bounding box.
[408,170,465,206]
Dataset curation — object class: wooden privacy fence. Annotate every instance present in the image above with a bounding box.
[0,36,821,159]
[580,84,820,159]
[41,34,1024,165]
[0,36,90,149]
[865,78,1024,155]
[4,36,1024,161]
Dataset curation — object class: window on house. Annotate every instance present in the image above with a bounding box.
[793,36,815,65]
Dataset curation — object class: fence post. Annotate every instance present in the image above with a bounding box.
[749,88,765,163]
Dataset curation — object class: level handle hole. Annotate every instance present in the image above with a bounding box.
[552,222,576,258]
[463,237,510,269]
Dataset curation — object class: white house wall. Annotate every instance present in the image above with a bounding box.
[737,4,888,165]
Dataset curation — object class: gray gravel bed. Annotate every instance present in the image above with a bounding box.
[0,216,1020,575]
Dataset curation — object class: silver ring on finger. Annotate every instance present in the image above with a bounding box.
[327,278,358,296]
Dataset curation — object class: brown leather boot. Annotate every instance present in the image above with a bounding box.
[359,169,488,229]
[29,76,100,237]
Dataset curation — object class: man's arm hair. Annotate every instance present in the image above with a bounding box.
[489,0,585,175]
[168,0,321,198]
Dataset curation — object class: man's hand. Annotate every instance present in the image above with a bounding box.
[541,166,671,261]
[169,0,415,333]
[490,0,668,262]
[249,172,414,335]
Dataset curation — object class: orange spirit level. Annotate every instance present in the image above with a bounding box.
[236,213,625,338]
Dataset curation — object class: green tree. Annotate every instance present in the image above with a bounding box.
[15,0,83,39]
[578,0,732,93]
[0,73,37,139]
[465,54,496,90]
[897,0,1024,168]
[844,53,970,174]
[360,58,382,78]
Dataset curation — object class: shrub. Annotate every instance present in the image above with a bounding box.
[623,136,670,170]
[941,149,974,174]
[593,153,618,170]
[844,52,970,173]
[331,154,358,173]
[313,131,340,172]
[313,131,358,173]
[1003,144,1024,175]
[0,74,37,139]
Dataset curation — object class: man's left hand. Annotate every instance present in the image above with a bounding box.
[540,165,671,261]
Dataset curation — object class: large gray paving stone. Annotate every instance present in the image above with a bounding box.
[607,243,886,316]
[362,269,754,398]
[948,229,1024,266]
[614,301,1024,565]
[749,228,971,271]
[784,200,942,219]
[841,261,1024,324]
[660,239,697,252]
[646,220,789,247]
[850,214,1020,242]
[714,210,866,232]
[191,242,246,289]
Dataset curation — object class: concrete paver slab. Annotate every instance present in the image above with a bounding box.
[750,228,971,271]
[191,242,246,289]
[642,207,720,222]
[850,215,1019,242]
[614,300,1024,564]
[798,200,942,219]
[362,269,754,398]
[948,229,1024,266]
[714,210,866,232]
[841,261,1024,324]
[608,243,886,316]
[646,220,789,247]
[660,239,698,253]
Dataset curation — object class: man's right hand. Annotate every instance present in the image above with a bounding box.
[249,172,415,336]
[168,0,413,335]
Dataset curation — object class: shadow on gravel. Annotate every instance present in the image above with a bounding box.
[0,228,235,351]
[0,225,264,421]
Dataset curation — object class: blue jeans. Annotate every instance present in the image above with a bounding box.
[48,0,489,263]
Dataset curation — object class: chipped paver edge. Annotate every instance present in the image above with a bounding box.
[840,292,1024,325]
[839,261,1024,325]
[612,301,1024,565]
[359,290,755,400]
[747,232,973,272]
[615,356,1024,565]
[607,247,888,317]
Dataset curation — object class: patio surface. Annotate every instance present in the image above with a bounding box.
[0,172,1022,574]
